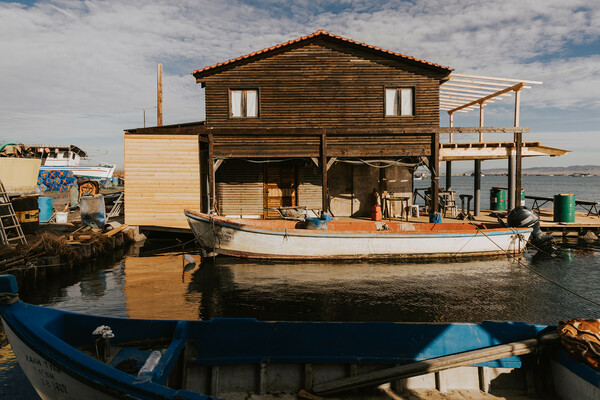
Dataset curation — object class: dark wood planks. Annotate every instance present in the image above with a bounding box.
[200,40,443,131]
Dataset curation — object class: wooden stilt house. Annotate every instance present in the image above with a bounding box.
[124,30,566,230]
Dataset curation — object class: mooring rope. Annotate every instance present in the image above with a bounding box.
[465,219,600,309]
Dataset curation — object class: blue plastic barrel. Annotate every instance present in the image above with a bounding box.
[112,177,119,187]
[38,197,53,223]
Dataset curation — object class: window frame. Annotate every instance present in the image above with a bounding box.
[229,88,260,118]
[384,86,415,117]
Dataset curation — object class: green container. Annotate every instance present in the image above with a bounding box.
[490,187,525,210]
[490,187,507,211]
[554,194,575,222]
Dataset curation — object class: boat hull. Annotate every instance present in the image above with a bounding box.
[2,322,116,400]
[185,210,531,260]
[39,165,115,180]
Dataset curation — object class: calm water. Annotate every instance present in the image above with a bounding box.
[2,176,600,398]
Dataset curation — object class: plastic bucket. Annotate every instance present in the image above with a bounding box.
[55,212,68,223]
[490,187,507,211]
[38,197,53,223]
[305,217,327,230]
[554,194,575,223]
[80,194,106,228]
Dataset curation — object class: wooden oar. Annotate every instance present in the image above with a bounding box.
[313,332,559,396]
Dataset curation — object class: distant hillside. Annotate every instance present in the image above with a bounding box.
[479,165,600,176]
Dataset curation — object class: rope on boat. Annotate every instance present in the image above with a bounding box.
[0,292,19,305]
[138,238,198,257]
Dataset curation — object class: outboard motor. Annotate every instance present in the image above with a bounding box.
[507,207,555,252]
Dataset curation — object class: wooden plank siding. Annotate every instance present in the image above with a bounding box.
[124,134,200,229]
[211,134,430,158]
[199,40,444,132]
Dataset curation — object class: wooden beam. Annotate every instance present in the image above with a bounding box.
[430,132,439,218]
[205,127,530,136]
[515,89,522,208]
[321,133,328,213]
[443,82,529,92]
[198,137,208,213]
[127,124,207,136]
[312,333,557,395]
[441,87,512,96]
[450,73,543,85]
[208,133,215,212]
[441,94,498,102]
[326,157,337,171]
[448,83,526,113]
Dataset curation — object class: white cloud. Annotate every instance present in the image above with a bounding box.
[0,0,598,166]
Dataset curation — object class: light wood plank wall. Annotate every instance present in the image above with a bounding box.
[124,134,200,229]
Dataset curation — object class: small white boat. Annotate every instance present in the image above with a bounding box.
[39,147,115,180]
[184,210,531,260]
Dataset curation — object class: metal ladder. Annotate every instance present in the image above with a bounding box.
[0,179,27,245]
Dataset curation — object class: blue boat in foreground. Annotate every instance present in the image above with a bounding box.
[1,274,599,400]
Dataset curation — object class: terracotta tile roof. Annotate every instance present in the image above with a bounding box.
[192,30,453,77]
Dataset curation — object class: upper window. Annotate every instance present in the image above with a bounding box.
[385,88,414,116]
[230,89,258,118]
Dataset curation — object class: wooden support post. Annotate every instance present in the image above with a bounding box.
[208,133,215,212]
[514,89,522,208]
[508,154,516,211]
[479,102,485,142]
[474,103,484,216]
[430,133,439,217]
[474,160,481,216]
[446,113,453,191]
[448,112,454,143]
[445,161,452,191]
[516,134,523,207]
[198,137,209,213]
[321,132,328,213]
[157,63,163,126]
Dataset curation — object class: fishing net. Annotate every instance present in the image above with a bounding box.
[558,319,600,370]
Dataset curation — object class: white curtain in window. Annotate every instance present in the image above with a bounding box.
[231,90,242,116]
[246,90,258,117]
[400,88,413,116]
[385,89,398,116]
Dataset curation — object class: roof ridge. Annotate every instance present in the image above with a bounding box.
[192,30,452,76]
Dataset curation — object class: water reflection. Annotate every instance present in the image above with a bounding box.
[124,253,202,320]
[188,257,542,323]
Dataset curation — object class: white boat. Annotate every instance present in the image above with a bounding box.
[184,210,531,260]
[39,147,115,180]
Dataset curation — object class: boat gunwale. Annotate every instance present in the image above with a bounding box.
[184,210,533,239]
[0,302,210,400]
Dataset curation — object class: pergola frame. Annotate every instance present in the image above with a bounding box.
[439,73,544,215]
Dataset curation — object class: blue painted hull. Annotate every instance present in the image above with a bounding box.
[0,275,599,399]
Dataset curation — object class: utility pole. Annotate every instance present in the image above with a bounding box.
[157,63,163,126]
[134,106,157,128]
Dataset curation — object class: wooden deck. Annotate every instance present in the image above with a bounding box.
[370,208,600,238]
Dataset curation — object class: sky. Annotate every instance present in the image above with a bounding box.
[0,0,599,171]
